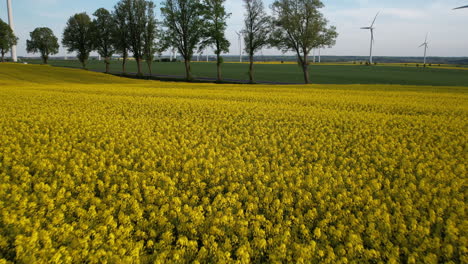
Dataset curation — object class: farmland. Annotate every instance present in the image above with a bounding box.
[24,59,468,86]
[0,64,467,263]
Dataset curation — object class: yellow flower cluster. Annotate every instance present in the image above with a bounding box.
[0,64,467,263]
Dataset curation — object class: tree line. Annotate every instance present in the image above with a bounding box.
[4,0,338,84]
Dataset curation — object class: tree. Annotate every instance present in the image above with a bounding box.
[201,0,231,82]
[143,1,158,75]
[242,0,270,84]
[161,0,206,81]
[271,0,337,84]
[62,13,94,69]
[92,8,115,73]
[126,0,151,76]
[0,18,18,62]
[113,0,131,74]
[26,28,59,64]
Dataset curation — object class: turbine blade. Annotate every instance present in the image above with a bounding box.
[371,12,380,27]
[454,5,468,9]
[419,43,425,48]
[361,27,371,29]
[425,33,428,43]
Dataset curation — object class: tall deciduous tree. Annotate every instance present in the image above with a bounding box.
[113,0,131,74]
[242,0,270,84]
[161,0,206,81]
[127,0,150,76]
[202,0,230,82]
[0,18,18,62]
[271,0,337,84]
[143,1,158,75]
[92,8,115,73]
[26,27,59,64]
[62,13,94,69]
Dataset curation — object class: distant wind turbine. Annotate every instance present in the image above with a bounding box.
[419,33,429,65]
[318,48,322,63]
[361,12,379,64]
[235,31,243,63]
[454,5,468,9]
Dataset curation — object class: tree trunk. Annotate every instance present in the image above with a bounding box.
[42,54,48,64]
[81,60,87,70]
[105,58,110,73]
[249,54,254,84]
[302,63,310,84]
[136,58,143,76]
[147,61,152,76]
[44,56,48,65]
[1,52,4,62]
[301,52,310,84]
[122,57,127,75]
[216,53,222,82]
[184,59,192,81]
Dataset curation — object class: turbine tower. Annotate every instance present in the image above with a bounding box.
[454,5,468,9]
[419,33,429,65]
[235,31,242,63]
[6,0,17,62]
[361,12,379,64]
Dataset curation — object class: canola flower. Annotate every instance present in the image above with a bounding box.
[0,64,467,263]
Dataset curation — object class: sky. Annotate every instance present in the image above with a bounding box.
[0,0,467,58]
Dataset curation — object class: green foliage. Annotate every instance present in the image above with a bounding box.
[26,27,59,64]
[161,0,207,80]
[201,0,231,81]
[62,13,94,69]
[0,18,18,62]
[241,0,271,83]
[112,0,131,73]
[92,8,115,73]
[143,1,158,75]
[123,0,154,75]
[271,0,338,84]
[242,0,270,57]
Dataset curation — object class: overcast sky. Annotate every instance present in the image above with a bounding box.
[1,0,467,57]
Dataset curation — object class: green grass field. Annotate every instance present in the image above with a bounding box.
[25,59,468,86]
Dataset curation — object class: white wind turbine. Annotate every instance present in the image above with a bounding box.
[6,0,17,62]
[361,12,379,64]
[419,33,429,65]
[235,31,243,63]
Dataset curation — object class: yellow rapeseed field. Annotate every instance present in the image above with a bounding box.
[0,64,466,263]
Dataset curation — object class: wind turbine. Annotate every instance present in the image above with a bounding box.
[419,33,429,65]
[361,12,379,64]
[235,31,243,63]
[6,0,17,62]
[454,5,468,9]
